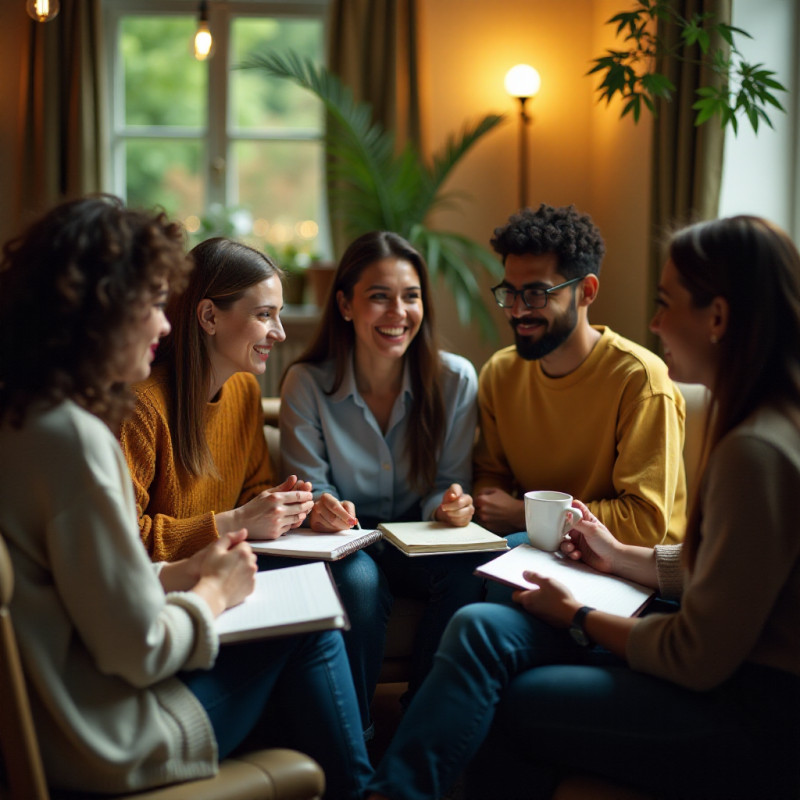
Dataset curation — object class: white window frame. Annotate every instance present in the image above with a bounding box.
[101,0,330,247]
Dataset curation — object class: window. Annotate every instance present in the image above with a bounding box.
[718,0,799,242]
[103,0,329,257]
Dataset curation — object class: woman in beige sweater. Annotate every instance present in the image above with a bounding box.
[366,215,800,800]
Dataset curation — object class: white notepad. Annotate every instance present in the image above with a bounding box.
[215,561,348,644]
[248,527,381,560]
[475,544,654,617]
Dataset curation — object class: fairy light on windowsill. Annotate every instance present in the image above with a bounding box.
[26,0,60,22]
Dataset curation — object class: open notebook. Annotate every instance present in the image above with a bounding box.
[248,527,381,560]
[215,561,348,644]
[475,544,654,617]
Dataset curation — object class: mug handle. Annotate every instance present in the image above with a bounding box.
[563,506,582,533]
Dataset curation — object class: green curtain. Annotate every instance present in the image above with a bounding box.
[19,0,104,220]
[325,0,423,256]
[648,0,730,350]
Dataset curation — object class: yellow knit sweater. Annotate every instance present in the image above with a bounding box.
[120,366,274,561]
[474,327,686,546]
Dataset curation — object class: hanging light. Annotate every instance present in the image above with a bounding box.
[193,0,214,61]
[26,0,60,22]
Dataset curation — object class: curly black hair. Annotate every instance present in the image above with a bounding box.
[490,204,606,278]
[0,195,192,430]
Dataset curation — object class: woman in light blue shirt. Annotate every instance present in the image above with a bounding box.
[280,231,484,704]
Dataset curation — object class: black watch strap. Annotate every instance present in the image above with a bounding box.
[569,605,595,647]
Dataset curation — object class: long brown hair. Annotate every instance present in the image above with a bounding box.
[288,231,445,492]
[155,237,282,477]
[670,216,800,567]
[0,195,190,431]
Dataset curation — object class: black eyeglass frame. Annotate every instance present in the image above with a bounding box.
[490,276,584,309]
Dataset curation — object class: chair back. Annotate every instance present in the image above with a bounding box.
[674,382,711,507]
[0,532,50,799]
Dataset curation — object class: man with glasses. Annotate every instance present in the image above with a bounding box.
[473,203,686,546]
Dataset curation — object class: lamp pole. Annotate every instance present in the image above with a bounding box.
[504,64,541,211]
[517,96,531,209]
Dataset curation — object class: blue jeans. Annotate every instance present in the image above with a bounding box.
[256,550,391,737]
[181,629,373,800]
[367,602,800,800]
[368,539,489,698]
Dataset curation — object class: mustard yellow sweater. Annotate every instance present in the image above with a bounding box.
[120,366,274,561]
[474,327,686,546]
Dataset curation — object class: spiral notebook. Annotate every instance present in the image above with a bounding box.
[248,527,381,560]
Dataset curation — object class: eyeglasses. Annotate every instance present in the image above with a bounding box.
[490,276,583,309]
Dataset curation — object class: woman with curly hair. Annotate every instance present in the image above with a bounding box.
[366,215,800,800]
[0,196,372,797]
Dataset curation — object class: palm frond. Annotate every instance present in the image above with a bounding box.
[238,51,505,340]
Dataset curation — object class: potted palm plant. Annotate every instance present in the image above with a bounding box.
[238,51,506,340]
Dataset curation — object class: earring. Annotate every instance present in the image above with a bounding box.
[710,334,719,344]
[343,315,351,322]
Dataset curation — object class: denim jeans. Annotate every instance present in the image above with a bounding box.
[368,538,489,698]
[367,602,800,800]
[256,549,392,737]
[181,629,373,800]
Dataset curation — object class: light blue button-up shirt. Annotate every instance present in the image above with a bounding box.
[279,351,478,524]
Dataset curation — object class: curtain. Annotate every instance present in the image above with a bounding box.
[648,0,730,350]
[18,0,104,221]
[325,0,423,255]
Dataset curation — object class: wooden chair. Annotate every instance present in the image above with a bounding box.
[0,532,324,800]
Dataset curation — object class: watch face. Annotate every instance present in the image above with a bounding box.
[570,626,590,647]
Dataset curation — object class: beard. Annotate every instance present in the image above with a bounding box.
[512,297,579,361]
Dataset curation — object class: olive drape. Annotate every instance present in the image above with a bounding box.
[18,0,104,223]
[325,0,424,256]
[648,0,730,350]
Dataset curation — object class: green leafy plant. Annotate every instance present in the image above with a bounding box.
[238,51,506,340]
[589,0,786,133]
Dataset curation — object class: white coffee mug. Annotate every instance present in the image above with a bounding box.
[524,490,582,552]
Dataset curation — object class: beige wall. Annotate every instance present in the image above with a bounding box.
[0,1,654,370]
[419,0,653,371]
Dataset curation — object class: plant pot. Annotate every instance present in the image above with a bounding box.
[282,272,306,305]
[307,261,336,307]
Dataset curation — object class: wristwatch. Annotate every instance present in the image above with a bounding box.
[569,605,595,647]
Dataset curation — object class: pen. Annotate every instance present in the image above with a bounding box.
[354,519,362,530]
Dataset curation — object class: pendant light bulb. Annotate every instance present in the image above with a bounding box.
[193,1,213,61]
[26,0,60,22]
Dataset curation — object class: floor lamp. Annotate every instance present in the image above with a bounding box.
[504,64,541,210]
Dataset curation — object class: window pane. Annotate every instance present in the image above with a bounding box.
[232,140,323,252]
[230,17,323,130]
[121,16,206,128]
[125,139,205,220]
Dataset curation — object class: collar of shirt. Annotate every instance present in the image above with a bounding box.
[330,353,414,409]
